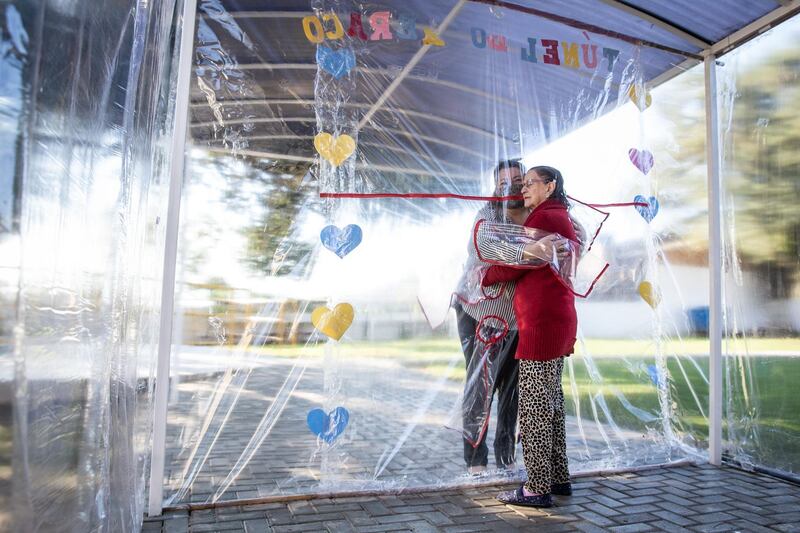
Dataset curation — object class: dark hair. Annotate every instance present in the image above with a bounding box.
[530,165,570,208]
[493,159,526,180]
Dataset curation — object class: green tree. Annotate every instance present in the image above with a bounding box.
[656,42,800,298]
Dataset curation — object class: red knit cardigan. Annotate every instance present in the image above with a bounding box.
[481,198,578,361]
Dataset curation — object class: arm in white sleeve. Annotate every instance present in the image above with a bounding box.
[474,216,526,264]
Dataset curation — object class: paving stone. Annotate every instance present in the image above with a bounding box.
[576,511,615,527]
[433,502,468,517]
[322,519,356,533]
[652,510,695,527]
[613,511,662,525]
[609,524,656,533]
[416,511,455,526]
[363,502,395,517]
[407,520,441,533]
[351,524,411,533]
[588,494,626,508]
[216,511,270,522]
[192,521,244,531]
[313,503,364,513]
[774,524,800,533]
[650,519,690,532]
[163,516,189,533]
[496,511,537,528]
[583,502,621,517]
[242,519,272,533]
[573,522,612,533]
[441,525,493,533]
[768,511,800,524]
[725,519,787,533]
[164,465,799,533]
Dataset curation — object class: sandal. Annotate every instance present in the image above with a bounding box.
[497,486,553,508]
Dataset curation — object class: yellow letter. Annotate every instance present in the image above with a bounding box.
[302,15,324,43]
[561,41,580,68]
[422,27,445,47]
[323,12,344,40]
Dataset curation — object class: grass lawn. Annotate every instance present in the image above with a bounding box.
[254,336,800,474]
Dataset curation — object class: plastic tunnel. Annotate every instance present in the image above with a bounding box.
[1,1,799,531]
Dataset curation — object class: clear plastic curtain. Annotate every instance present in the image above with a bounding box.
[717,17,800,478]
[162,0,712,507]
[1,0,179,531]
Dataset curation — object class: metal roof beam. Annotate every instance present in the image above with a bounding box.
[707,0,800,56]
[192,63,607,129]
[190,117,491,160]
[202,146,472,178]
[202,134,474,172]
[595,0,711,49]
[190,97,501,139]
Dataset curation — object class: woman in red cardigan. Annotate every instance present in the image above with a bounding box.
[482,165,577,508]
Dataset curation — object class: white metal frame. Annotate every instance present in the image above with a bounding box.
[146,0,800,516]
[697,0,800,467]
[147,0,199,517]
[704,55,723,466]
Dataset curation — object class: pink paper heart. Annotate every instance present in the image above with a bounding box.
[628,148,654,175]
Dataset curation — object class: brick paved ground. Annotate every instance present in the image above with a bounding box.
[145,463,800,532]
[162,352,675,505]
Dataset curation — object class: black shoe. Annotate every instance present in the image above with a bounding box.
[497,486,553,508]
[551,482,572,496]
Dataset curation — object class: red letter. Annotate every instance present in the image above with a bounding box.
[347,12,368,40]
[581,44,598,68]
[487,35,508,52]
[369,11,393,41]
[541,39,560,65]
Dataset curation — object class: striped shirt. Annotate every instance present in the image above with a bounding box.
[454,204,526,330]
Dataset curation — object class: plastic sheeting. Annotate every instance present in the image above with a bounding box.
[0,1,179,531]
[160,1,721,507]
[718,18,800,478]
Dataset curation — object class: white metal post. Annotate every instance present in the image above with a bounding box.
[704,55,723,466]
[148,0,198,516]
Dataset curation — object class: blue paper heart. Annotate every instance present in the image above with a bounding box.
[316,45,356,79]
[320,224,362,258]
[647,364,662,388]
[307,407,349,444]
[634,195,659,223]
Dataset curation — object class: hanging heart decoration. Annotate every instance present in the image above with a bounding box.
[311,303,354,340]
[314,132,356,167]
[307,407,350,443]
[638,281,661,309]
[316,45,356,79]
[320,224,362,258]
[634,195,659,223]
[629,148,655,175]
[628,85,652,111]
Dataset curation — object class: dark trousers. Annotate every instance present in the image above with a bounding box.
[455,304,519,468]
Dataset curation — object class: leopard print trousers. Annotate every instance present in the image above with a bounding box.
[518,357,570,494]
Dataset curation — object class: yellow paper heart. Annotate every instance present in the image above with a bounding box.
[628,85,652,111]
[311,303,354,341]
[314,132,356,167]
[638,281,661,309]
